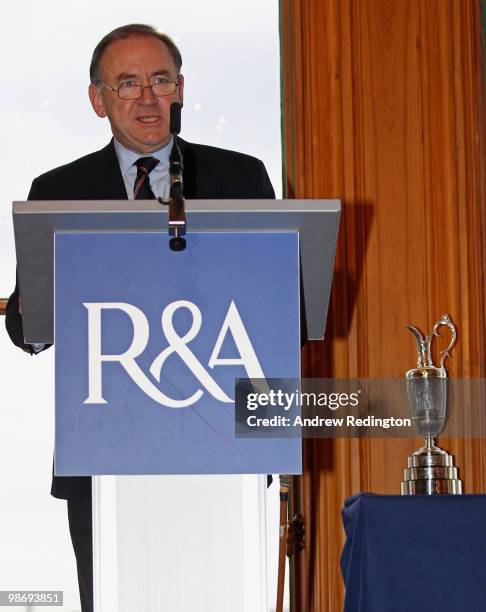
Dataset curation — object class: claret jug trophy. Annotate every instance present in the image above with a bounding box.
[401,314,462,495]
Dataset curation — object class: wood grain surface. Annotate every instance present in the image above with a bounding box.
[280,1,486,610]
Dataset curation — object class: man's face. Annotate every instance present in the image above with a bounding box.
[88,35,184,154]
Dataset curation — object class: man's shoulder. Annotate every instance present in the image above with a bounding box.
[28,141,125,200]
[182,140,266,170]
[34,143,113,182]
[180,139,275,199]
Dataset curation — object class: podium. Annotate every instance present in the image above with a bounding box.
[13,199,340,611]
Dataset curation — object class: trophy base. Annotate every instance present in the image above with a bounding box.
[401,478,462,495]
[401,442,462,495]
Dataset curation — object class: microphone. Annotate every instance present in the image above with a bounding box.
[169,102,183,198]
[168,102,186,251]
[170,102,181,135]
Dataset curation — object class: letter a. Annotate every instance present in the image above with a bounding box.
[208,301,265,378]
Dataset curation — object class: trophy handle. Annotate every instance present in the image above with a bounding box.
[432,314,457,369]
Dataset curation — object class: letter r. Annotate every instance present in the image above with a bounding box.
[83,302,149,404]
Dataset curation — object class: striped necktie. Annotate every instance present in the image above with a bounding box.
[134,157,159,199]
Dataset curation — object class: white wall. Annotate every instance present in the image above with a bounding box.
[0,2,284,611]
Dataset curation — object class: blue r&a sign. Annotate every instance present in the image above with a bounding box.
[55,232,301,476]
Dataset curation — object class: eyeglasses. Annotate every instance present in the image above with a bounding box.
[96,77,180,100]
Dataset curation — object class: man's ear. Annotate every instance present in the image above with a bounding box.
[178,74,184,108]
[88,83,107,118]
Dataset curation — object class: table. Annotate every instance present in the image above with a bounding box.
[341,493,486,612]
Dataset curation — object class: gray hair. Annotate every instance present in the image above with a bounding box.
[90,24,182,83]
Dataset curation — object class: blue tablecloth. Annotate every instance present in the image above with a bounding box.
[341,493,486,612]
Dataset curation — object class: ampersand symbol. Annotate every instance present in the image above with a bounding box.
[149,300,232,406]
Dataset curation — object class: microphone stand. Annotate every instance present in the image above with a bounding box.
[168,103,186,251]
[276,474,290,612]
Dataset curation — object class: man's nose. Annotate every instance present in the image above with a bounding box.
[138,85,157,104]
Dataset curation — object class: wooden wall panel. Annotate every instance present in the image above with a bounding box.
[280,1,486,610]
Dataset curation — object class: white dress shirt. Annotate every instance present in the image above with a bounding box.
[114,137,172,200]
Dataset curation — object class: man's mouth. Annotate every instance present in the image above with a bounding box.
[137,116,160,124]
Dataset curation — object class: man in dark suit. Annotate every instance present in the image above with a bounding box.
[5,23,274,612]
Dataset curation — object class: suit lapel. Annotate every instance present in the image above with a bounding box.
[178,138,221,199]
[92,140,128,200]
